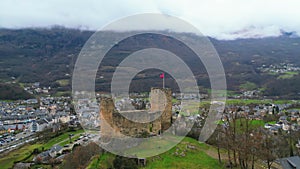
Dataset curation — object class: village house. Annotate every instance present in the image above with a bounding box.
[33,145,63,163]
[279,156,300,169]
[29,119,51,132]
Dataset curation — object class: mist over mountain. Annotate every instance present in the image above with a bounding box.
[1,0,300,40]
[1,27,300,99]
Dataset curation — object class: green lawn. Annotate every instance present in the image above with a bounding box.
[226,99,294,105]
[249,120,265,127]
[58,134,81,146]
[240,82,257,90]
[277,71,298,79]
[0,100,14,102]
[87,137,224,169]
[143,137,224,169]
[125,134,184,158]
[273,100,295,104]
[0,129,84,169]
[172,98,179,104]
[43,129,84,149]
[230,119,265,134]
[199,99,296,106]
[268,121,277,125]
[0,144,42,169]
[87,153,115,169]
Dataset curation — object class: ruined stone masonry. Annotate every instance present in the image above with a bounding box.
[100,88,172,139]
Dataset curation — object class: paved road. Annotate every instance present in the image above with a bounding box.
[0,132,36,154]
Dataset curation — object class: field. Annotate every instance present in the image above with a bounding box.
[54,91,71,97]
[0,143,42,169]
[226,99,294,105]
[143,137,224,169]
[199,99,295,108]
[0,129,84,169]
[234,119,265,133]
[87,137,225,169]
[56,79,70,86]
[277,71,298,79]
[87,153,115,169]
[58,134,81,147]
[42,129,84,149]
[124,134,184,158]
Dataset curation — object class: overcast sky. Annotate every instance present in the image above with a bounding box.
[1,0,300,39]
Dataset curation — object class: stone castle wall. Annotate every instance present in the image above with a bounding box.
[100,88,172,138]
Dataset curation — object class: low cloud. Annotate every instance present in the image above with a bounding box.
[1,0,300,39]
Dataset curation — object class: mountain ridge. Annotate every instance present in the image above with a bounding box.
[0,28,300,99]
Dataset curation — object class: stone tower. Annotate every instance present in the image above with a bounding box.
[150,87,172,131]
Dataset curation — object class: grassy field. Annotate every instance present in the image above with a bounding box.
[199,99,295,108]
[267,121,277,125]
[124,134,184,158]
[287,107,300,110]
[249,120,265,127]
[0,143,42,169]
[0,129,84,169]
[56,79,69,86]
[277,71,298,79]
[58,134,81,147]
[198,99,295,109]
[43,129,84,149]
[226,99,294,105]
[87,153,115,169]
[87,137,224,169]
[230,119,265,134]
[142,137,224,169]
[239,82,257,90]
[54,91,71,97]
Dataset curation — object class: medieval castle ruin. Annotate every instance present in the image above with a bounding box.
[100,88,172,139]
